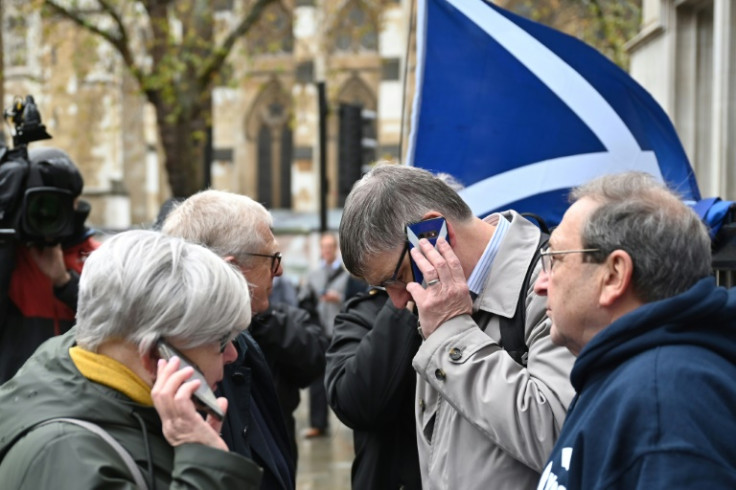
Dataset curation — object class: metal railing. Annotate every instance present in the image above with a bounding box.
[712,204,736,287]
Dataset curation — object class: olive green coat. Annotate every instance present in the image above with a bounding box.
[0,329,262,489]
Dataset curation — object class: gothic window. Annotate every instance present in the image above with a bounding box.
[248,82,293,208]
[332,0,378,53]
[280,125,293,208]
[336,76,377,206]
[248,2,293,56]
[257,125,273,207]
[296,61,314,84]
[381,58,400,81]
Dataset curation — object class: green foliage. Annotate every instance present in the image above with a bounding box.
[503,0,642,69]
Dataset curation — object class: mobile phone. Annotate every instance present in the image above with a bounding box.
[406,217,449,286]
[156,340,224,421]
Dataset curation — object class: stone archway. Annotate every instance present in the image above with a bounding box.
[245,78,293,208]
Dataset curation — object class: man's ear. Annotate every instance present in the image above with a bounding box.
[418,211,454,243]
[421,211,442,221]
[223,255,236,265]
[599,250,634,307]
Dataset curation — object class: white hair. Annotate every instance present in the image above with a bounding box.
[161,189,273,267]
[75,229,251,354]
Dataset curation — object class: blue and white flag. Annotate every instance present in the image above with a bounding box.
[406,0,701,226]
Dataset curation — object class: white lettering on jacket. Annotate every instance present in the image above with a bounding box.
[537,447,573,490]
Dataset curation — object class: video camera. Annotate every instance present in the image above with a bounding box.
[0,95,78,246]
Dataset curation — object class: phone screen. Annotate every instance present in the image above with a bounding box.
[156,340,224,421]
[406,217,448,286]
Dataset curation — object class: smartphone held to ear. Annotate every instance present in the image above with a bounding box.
[156,340,225,421]
[406,217,449,286]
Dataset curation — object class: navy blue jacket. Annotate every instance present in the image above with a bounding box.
[218,330,295,490]
[250,303,328,460]
[539,278,736,489]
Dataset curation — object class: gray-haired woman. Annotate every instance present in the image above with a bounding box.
[0,229,262,489]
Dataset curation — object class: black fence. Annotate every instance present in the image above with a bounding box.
[712,204,736,287]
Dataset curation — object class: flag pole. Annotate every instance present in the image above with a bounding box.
[398,0,416,164]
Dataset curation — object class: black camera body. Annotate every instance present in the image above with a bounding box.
[0,95,77,246]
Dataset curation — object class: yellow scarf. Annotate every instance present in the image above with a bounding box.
[69,346,153,406]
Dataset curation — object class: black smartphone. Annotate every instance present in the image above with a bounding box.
[406,217,449,286]
[156,340,224,421]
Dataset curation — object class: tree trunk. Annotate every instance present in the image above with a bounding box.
[154,98,210,198]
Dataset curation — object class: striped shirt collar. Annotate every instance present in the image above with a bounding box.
[466,213,510,297]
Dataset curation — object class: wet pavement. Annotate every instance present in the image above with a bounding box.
[294,389,354,490]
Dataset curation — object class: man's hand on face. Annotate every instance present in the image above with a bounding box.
[28,244,71,287]
[406,237,472,339]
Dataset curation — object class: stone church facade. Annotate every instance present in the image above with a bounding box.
[2,0,411,229]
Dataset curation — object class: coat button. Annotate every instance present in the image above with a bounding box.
[449,348,462,361]
[242,427,248,437]
[435,369,446,381]
[231,372,246,385]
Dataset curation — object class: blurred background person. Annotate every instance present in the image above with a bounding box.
[299,233,348,438]
[270,275,299,307]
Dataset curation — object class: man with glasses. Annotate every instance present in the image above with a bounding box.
[339,163,576,490]
[163,190,314,490]
[534,172,736,489]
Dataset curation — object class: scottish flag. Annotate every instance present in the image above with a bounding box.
[406,0,701,226]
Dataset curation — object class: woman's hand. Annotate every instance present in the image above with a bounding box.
[151,357,229,451]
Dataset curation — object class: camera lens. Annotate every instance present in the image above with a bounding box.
[21,187,75,242]
[26,193,66,235]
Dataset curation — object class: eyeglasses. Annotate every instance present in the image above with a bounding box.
[375,243,409,290]
[539,248,601,273]
[218,334,233,353]
[158,336,233,357]
[243,251,282,274]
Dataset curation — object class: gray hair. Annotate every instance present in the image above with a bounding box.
[571,171,712,303]
[161,189,273,266]
[339,163,473,278]
[75,230,251,354]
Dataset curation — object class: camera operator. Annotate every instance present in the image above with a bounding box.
[0,147,99,383]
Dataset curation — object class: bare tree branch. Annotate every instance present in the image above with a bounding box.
[45,0,119,46]
[97,0,126,39]
[44,0,149,91]
[197,0,277,86]
[40,0,289,196]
